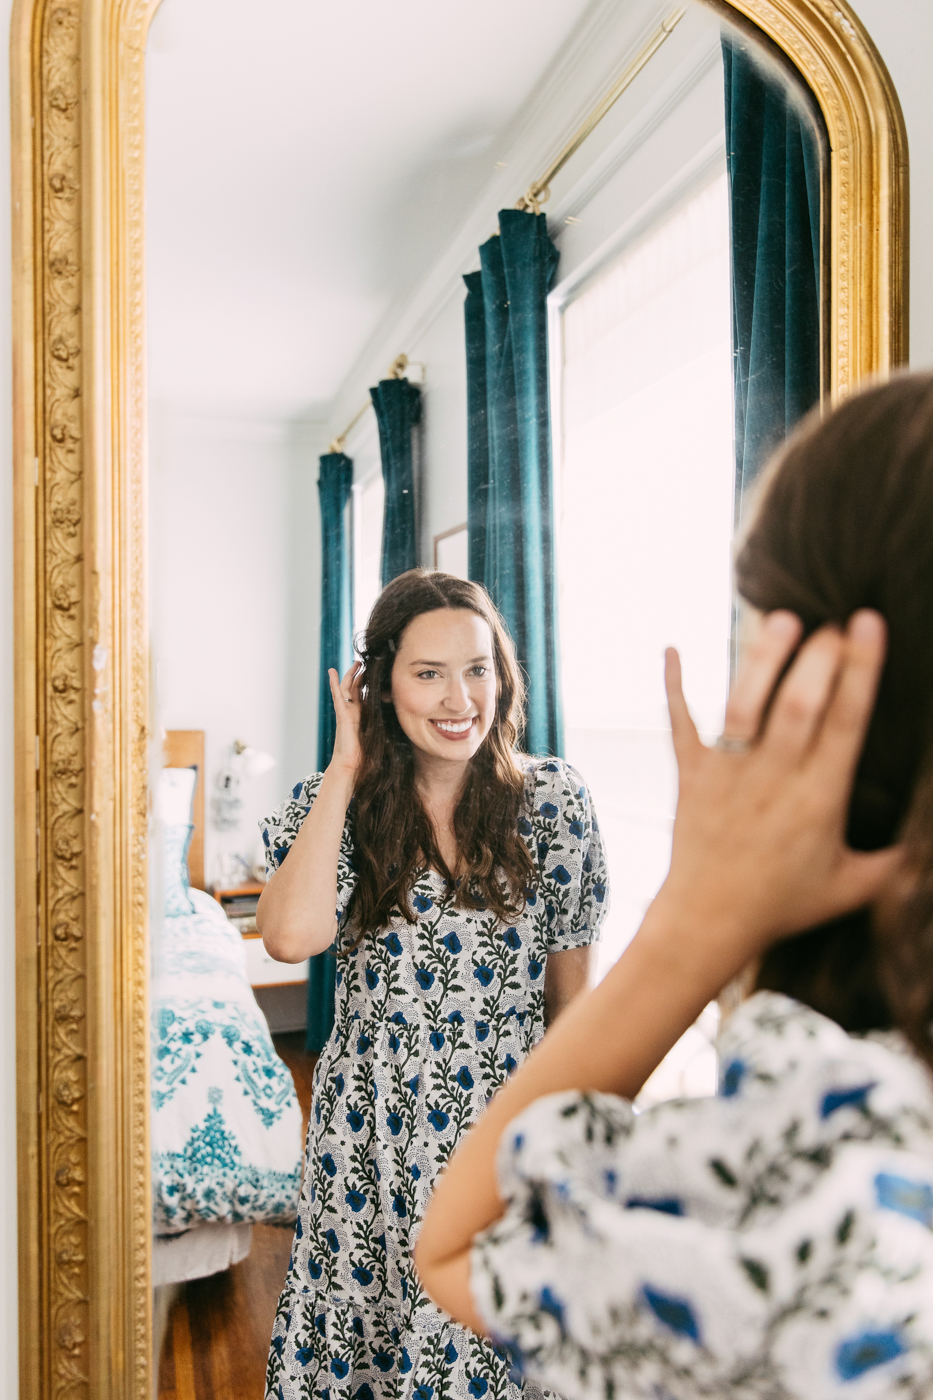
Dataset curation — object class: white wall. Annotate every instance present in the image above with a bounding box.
[149,410,321,881]
[850,0,933,368]
[416,291,471,564]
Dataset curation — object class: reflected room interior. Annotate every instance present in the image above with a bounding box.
[145,0,825,1389]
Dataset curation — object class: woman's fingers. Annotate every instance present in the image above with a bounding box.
[328,667,346,720]
[810,611,887,790]
[722,611,803,743]
[331,663,362,717]
[760,625,845,763]
[341,661,362,701]
[665,648,702,770]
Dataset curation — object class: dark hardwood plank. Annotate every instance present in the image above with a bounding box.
[170,1299,197,1400]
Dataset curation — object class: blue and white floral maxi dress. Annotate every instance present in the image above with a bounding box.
[261,757,608,1400]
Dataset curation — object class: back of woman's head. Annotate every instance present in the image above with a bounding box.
[736,372,933,1060]
[347,569,534,937]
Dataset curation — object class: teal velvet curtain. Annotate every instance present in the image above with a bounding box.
[308,450,353,1053]
[723,33,823,523]
[316,451,354,771]
[371,377,421,586]
[464,208,563,757]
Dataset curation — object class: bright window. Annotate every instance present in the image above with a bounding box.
[557,172,735,988]
[351,469,385,643]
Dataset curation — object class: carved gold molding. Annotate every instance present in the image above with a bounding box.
[12,0,157,1394]
[716,0,909,392]
[9,0,907,1394]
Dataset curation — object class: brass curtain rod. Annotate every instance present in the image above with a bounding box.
[514,6,687,215]
[328,353,420,454]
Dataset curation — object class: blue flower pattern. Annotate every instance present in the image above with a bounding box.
[261,759,607,1400]
[472,992,933,1399]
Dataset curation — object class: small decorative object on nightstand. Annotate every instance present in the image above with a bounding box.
[214,880,264,932]
[215,881,309,989]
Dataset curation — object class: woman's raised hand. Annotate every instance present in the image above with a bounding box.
[659,609,903,978]
[328,662,364,782]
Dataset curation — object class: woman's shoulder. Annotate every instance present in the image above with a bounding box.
[283,772,325,807]
[494,991,933,1228]
[522,755,591,805]
[260,772,357,884]
[717,990,933,1122]
[259,773,325,863]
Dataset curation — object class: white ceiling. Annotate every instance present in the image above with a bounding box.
[145,0,595,419]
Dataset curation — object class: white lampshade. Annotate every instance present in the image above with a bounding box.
[239,745,276,779]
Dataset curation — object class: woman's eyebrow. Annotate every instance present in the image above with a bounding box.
[408,655,492,666]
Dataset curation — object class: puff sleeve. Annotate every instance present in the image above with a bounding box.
[526,759,609,953]
[259,773,358,933]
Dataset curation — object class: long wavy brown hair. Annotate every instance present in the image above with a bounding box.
[344,569,536,939]
[735,372,933,1068]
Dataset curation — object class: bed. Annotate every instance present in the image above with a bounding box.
[151,730,303,1286]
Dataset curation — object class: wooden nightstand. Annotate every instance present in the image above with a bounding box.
[214,881,309,989]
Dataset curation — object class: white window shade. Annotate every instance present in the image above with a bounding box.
[352,470,385,641]
[558,171,735,980]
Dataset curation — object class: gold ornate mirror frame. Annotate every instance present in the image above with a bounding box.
[10,0,907,1394]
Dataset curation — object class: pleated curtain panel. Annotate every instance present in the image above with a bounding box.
[723,33,823,522]
[464,208,563,758]
[307,449,354,1053]
[371,376,422,586]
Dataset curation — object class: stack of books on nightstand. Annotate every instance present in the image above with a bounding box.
[214,882,263,934]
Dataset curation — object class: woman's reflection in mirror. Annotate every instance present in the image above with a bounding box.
[257,569,609,1398]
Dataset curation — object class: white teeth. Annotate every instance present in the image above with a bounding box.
[434,719,473,733]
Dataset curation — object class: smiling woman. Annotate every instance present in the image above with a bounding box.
[255,568,607,1397]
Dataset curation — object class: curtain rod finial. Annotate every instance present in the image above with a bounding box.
[515,186,547,215]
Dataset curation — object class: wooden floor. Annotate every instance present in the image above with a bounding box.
[157,1032,316,1400]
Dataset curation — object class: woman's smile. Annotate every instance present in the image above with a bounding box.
[429,717,477,739]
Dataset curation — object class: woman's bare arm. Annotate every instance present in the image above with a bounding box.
[414,610,899,1331]
[543,945,593,1026]
[257,665,361,963]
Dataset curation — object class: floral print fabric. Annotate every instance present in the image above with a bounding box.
[259,758,607,1400]
[472,991,933,1400]
[152,888,303,1233]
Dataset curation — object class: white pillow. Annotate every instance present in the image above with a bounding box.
[156,766,197,825]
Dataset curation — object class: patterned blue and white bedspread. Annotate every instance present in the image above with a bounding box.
[152,888,303,1234]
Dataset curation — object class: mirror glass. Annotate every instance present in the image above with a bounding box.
[145,0,825,1389]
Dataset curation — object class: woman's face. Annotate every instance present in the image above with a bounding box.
[389,608,498,768]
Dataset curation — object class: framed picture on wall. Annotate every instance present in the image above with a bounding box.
[434,523,468,578]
